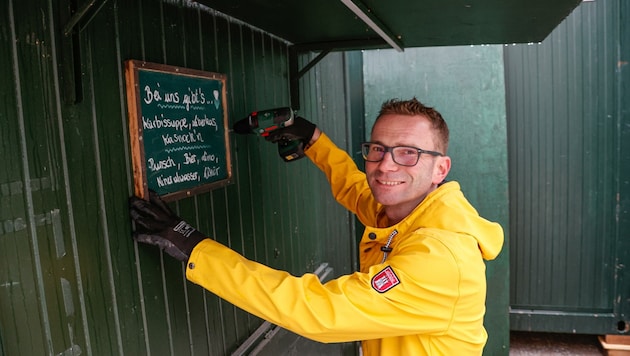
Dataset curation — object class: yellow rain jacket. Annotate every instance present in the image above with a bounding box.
[186,133,504,355]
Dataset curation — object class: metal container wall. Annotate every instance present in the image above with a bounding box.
[505,0,630,334]
[362,45,510,354]
[0,0,356,355]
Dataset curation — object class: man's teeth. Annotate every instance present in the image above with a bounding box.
[379,180,402,186]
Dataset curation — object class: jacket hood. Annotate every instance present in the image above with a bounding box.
[400,181,504,260]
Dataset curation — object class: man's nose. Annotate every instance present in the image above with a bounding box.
[377,151,399,170]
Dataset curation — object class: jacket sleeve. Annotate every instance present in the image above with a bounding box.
[305,133,379,226]
[186,235,463,343]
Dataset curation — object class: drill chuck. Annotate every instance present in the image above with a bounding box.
[232,117,255,134]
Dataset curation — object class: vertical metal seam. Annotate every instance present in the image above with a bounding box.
[156,3,177,355]
[84,34,125,355]
[45,0,94,353]
[230,22,246,343]
[175,5,195,354]
[612,0,624,321]
[197,5,204,68]
[342,51,358,273]
[194,6,206,354]
[132,243,151,354]
[207,12,220,355]
[213,17,229,355]
[238,24,260,267]
[130,0,152,353]
[157,252,176,356]
[181,261,194,356]
[115,0,133,185]
[8,0,54,354]
[231,24,250,334]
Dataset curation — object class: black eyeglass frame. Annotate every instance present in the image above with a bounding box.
[360,142,444,167]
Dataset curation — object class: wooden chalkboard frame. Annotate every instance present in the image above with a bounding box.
[124,60,232,202]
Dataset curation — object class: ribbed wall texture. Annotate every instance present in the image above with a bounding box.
[504,0,629,334]
[362,45,510,354]
[0,0,355,355]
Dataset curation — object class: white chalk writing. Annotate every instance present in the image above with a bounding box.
[142,115,189,131]
[139,76,227,193]
[191,115,218,131]
[147,156,176,172]
[155,171,200,188]
[204,166,221,179]
[161,130,205,146]
[201,151,217,163]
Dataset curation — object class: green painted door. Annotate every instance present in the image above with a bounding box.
[362,45,510,354]
[505,0,630,335]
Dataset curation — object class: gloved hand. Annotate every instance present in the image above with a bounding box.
[265,116,316,146]
[129,190,207,262]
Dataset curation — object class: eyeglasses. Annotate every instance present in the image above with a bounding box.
[361,142,443,167]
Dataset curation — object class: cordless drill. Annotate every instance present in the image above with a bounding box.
[232,107,305,162]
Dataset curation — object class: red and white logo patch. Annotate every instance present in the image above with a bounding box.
[371,266,400,293]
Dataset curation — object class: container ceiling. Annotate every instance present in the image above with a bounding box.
[194,0,583,51]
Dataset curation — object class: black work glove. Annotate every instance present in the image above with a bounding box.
[265,116,316,146]
[129,190,207,262]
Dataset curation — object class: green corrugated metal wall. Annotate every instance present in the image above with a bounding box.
[4,0,629,354]
[505,0,630,334]
[0,0,356,354]
[362,45,510,354]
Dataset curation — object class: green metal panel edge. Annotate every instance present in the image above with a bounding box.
[616,0,630,334]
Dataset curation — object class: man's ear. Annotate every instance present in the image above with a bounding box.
[433,156,451,184]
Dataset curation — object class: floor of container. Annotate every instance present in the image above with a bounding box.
[510,331,605,355]
[251,329,608,355]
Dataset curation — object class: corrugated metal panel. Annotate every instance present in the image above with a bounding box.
[0,0,356,354]
[505,0,625,334]
[362,45,510,354]
[296,50,359,271]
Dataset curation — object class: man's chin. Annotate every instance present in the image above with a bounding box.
[372,191,403,206]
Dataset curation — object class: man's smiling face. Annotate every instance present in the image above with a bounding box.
[366,114,450,222]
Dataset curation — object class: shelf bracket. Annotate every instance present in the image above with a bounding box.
[340,0,404,52]
[289,47,332,110]
[63,0,109,37]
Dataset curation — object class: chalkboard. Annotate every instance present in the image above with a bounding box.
[124,60,232,201]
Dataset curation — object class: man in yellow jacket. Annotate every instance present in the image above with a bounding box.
[129,98,504,355]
